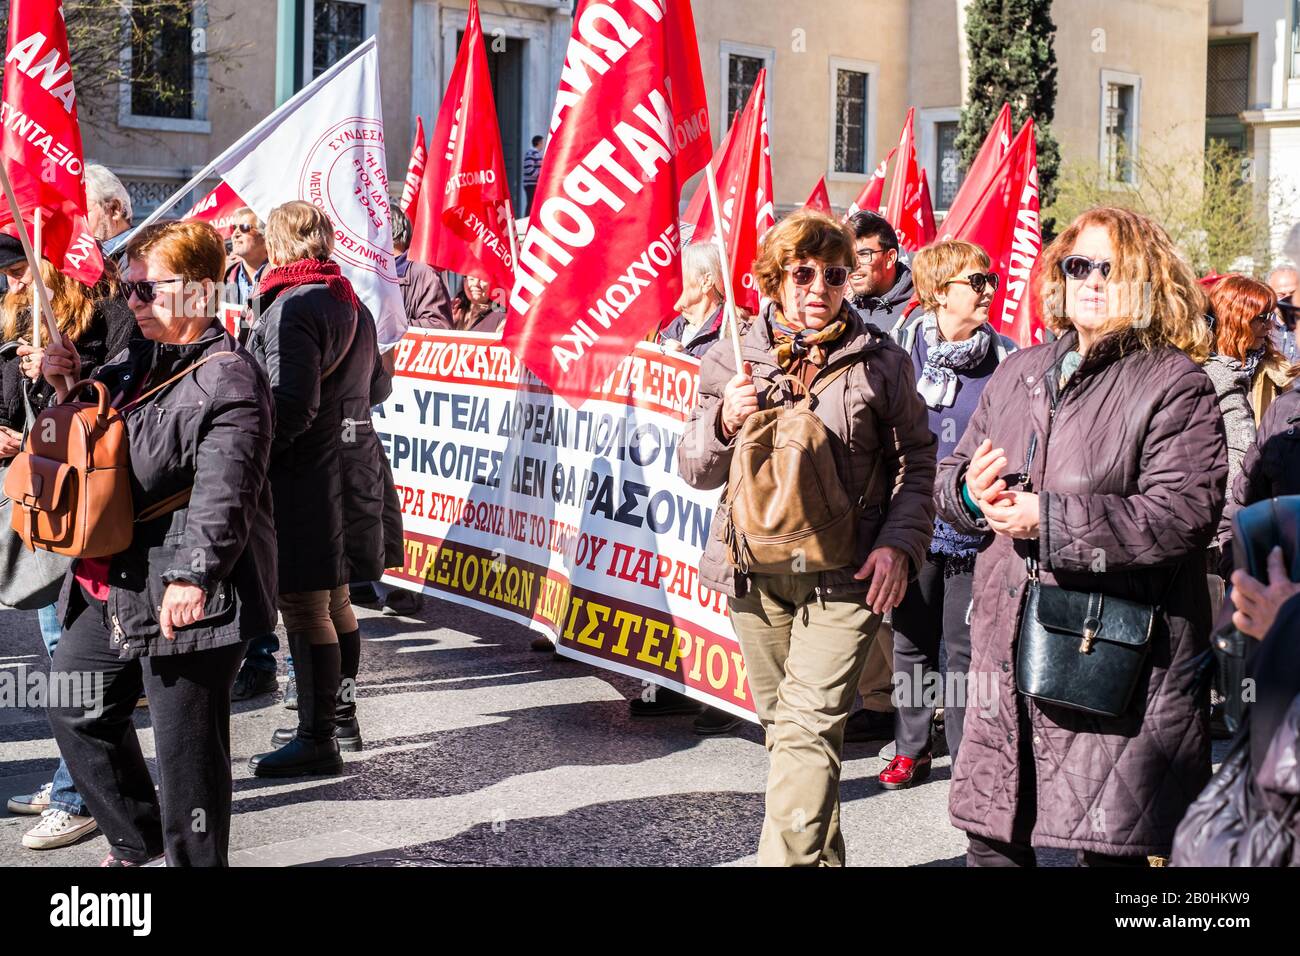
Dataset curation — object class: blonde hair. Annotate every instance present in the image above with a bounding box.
[2,259,96,344]
[912,240,992,311]
[1036,206,1211,362]
[753,210,854,300]
[265,201,334,265]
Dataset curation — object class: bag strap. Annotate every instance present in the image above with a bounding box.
[136,487,192,524]
[322,312,359,381]
[119,350,236,413]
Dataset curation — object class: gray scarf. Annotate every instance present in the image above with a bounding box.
[917,312,992,409]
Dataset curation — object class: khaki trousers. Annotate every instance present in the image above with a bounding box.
[857,621,897,713]
[730,572,883,866]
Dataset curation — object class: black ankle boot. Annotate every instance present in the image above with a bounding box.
[251,637,343,777]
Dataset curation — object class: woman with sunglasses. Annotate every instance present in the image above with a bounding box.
[679,210,937,866]
[38,220,276,866]
[934,206,1226,866]
[878,240,1015,791]
[1208,275,1296,427]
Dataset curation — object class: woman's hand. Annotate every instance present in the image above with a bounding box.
[964,438,1011,512]
[1231,547,1300,640]
[720,362,758,438]
[0,425,23,458]
[15,343,44,382]
[854,545,909,614]
[982,491,1040,539]
[159,581,206,641]
[40,332,80,401]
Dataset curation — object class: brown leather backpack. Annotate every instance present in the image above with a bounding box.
[724,368,870,575]
[3,354,230,558]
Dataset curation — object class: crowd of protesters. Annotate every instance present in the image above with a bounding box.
[3,158,1300,868]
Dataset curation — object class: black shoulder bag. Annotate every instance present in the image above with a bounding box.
[1014,434,1164,718]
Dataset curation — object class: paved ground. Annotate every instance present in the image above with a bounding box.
[1,592,1067,867]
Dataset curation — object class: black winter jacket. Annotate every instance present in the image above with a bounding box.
[56,324,278,657]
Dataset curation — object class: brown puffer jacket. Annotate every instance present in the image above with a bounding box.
[679,303,937,599]
[935,329,1227,856]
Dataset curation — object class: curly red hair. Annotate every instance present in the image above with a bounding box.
[1210,274,1278,365]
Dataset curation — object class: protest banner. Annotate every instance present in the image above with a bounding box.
[182,181,247,239]
[804,175,832,214]
[845,147,893,220]
[379,328,755,720]
[938,102,1012,241]
[0,0,103,286]
[502,0,713,407]
[883,107,934,252]
[400,116,427,217]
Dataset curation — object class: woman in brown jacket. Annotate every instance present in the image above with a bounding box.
[678,211,936,866]
[935,206,1227,866]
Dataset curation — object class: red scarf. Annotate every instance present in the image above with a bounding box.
[257,258,360,310]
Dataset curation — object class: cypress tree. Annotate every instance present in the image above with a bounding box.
[956,0,1061,209]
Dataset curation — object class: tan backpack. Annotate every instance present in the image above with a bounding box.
[724,368,871,575]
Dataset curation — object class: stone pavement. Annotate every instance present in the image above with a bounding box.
[0,593,1050,867]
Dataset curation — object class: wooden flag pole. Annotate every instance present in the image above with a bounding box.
[31,211,42,349]
[0,164,61,353]
[704,162,745,372]
[504,197,520,278]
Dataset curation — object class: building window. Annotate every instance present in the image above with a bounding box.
[833,69,869,175]
[130,1,196,119]
[726,54,765,127]
[1100,71,1141,184]
[311,1,368,79]
[1208,39,1251,116]
[936,121,964,209]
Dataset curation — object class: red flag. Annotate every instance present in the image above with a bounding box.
[409,0,514,295]
[884,108,931,252]
[939,103,1012,240]
[804,176,832,214]
[679,71,770,312]
[181,181,247,239]
[0,1,103,285]
[502,0,712,405]
[399,116,427,217]
[917,169,937,247]
[845,147,894,220]
[939,120,1043,346]
[679,109,739,229]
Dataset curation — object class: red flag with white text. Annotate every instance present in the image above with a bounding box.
[680,71,769,312]
[0,0,103,285]
[501,0,712,405]
[883,108,929,252]
[182,181,247,239]
[918,169,937,247]
[409,0,514,294]
[399,116,427,217]
[845,147,894,220]
[804,176,832,214]
[939,102,1012,241]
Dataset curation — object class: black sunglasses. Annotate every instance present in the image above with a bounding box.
[124,277,185,304]
[232,223,258,235]
[946,272,1000,295]
[1060,255,1112,281]
[786,264,850,288]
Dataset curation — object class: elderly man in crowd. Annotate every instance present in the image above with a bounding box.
[1268,264,1299,364]
[83,164,134,257]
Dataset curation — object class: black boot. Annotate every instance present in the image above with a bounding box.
[250,637,343,777]
[274,629,363,750]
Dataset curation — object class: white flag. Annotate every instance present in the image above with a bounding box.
[212,39,405,345]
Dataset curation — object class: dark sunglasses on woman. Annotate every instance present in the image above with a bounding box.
[1059,255,1112,281]
[124,277,186,304]
[232,223,258,235]
[786,264,850,288]
[946,271,1000,295]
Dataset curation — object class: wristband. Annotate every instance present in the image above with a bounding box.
[960,480,982,520]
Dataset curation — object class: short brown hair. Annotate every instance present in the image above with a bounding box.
[265,200,334,264]
[912,240,992,311]
[125,220,226,284]
[753,210,854,300]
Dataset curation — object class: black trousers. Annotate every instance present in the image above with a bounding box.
[48,585,244,866]
[890,554,973,761]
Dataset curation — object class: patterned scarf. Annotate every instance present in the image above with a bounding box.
[1242,346,1267,381]
[769,305,851,370]
[916,312,992,408]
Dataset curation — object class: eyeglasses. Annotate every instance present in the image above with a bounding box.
[233,223,258,235]
[1060,255,1112,281]
[945,272,1000,296]
[1251,311,1278,326]
[124,277,186,304]
[786,264,850,288]
[854,247,888,264]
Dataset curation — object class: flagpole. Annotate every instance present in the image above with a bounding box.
[704,163,745,373]
[504,198,520,277]
[31,211,43,349]
[131,36,382,235]
[0,165,57,350]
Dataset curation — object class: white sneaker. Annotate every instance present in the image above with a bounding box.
[22,808,99,850]
[6,781,53,815]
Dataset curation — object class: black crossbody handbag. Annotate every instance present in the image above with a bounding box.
[1013,434,1162,717]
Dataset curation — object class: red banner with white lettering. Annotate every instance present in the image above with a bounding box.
[804,175,832,214]
[679,72,771,312]
[939,102,1012,241]
[0,0,103,285]
[939,120,1043,346]
[883,108,931,252]
[846,147,894,220]
[501,0,712,406]
[399,115,427,217]
[409,0,514,294]
[918,168,937,248]
[182,181,247,239]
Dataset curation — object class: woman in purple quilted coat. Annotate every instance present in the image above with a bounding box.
[934,207,1228,865]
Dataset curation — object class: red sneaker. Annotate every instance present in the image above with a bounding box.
[878,754,932,790]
